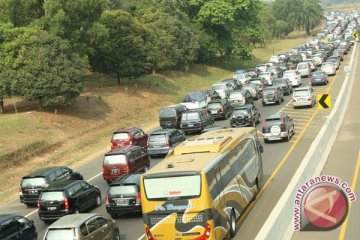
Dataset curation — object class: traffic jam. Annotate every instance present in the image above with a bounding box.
[2,12,359,240]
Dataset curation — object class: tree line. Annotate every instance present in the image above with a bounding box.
[0,0,323,112]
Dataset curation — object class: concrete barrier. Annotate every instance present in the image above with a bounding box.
[255,43,358,240]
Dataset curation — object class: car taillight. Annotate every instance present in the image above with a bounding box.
[136,193,141,205]
[194,223,212,240]
[220,107,224,112]
[37,199,40,210]
[102,167,105,173]
[145,226,156,240]
[322,77,326,80]
[64,197,69,210]
[292,97,296,102]
[262,120,266,128]
[280,118,285,126]
[166,140,170,147]
[307,96,312,100]
[129,140,133,145]
[124,165,130,173]
[105,195,109,205]
[19,186,23,196]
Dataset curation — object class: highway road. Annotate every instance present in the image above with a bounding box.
[292,43,360,240]
[0,46,356,240]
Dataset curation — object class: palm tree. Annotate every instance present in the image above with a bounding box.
[303,0,323,35]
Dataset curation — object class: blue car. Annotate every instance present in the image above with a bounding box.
[310,71,329,86]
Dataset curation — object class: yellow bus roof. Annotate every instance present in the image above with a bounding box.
[144,128,257,176]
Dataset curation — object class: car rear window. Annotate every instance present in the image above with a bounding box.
[45,229,75,240]
[212,85,224,90]
[160,108,176,118]
[264,88,276,93]
[112,132,129,141]
[312,72,325,77]
[233,109,248,115]
[109,185,138,195]
[272,80,285,86]
[294,90,310,97]
[265,118,281,126]
[229,92,244,99]
[104,155,127,165]
[297,64,308,69]
[149,134,166,142]
[207,103,222,109]
[21,177,47,188]
[181,112,199,121]
[41,191,65,201]
[284,72,295,77]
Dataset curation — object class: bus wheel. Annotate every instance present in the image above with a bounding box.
[229,209,236,238]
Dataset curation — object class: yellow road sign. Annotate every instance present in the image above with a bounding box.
[317,94,331,110]
[353,32,358,39]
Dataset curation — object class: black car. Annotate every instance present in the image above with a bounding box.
[180,108,214,134]
[207,99,233,120]
[230,105,261,128]
[262,86,284,106]
[221,78,242,90]
[105,173,142,218]
[262,113,295,143]
[38,180,101,223]
[147,129,186,157]
[0,214,37,240]
[272,78,293,95]
[159,104,188,129]
[20,166,76,207]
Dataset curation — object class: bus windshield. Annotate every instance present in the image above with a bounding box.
[143,175,201,200]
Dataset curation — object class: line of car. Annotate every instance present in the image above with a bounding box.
[1,12,358,240]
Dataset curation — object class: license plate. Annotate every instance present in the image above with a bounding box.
[298,98,306,101]
[211,110,217,114]
[188,124,194,127]
[153,145,161,148]
[111,169,120,174]
[47,207,57,211]
[29,190,38,195]
[116,199,129,206]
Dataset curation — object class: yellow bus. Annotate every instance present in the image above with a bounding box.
[140,128,264,240]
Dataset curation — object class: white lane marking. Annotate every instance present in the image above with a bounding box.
[23,172,103,218]
[87,172,102,182]
[25,209,38,218]
[137,234,145,240]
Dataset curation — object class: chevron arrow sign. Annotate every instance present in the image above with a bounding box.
[317,94,331,110]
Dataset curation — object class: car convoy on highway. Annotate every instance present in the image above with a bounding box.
[1,12,359,240]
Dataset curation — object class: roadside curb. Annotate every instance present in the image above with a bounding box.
[255,43,358,240]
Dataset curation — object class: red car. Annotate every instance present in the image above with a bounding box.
[111,127,148,150]
[102,146,150,183]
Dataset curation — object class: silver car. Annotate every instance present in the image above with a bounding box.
[43,214,120,240]
[321,62,336,76]
[292,86,316,108]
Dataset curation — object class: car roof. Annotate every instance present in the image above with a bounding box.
[105,146,138,156]
[184,108,204,113]
[113,127,140,134]
[23,166,65,178]
[43,179,83,191]
[0,214,21,224]
[47,214,99,229]
[161,104,184,110]
[234,104,252,110]
[110,173,142,186]
[150,129,175,135]
[264,86,279,90]
[208,99,226,104]
[294,86,311,91]
[266,114,286,119]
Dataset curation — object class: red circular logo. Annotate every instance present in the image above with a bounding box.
[304,185,348,229]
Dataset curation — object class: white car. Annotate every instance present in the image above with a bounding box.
[321,62,336,76]
[305,59,316,71]
[233,73,252,85]
[312,56,323,66]
[296,62,311,77]
[269,55,280,63]
[258,72,273,85]
[256,64,267,73]
[292,86,316,108]
[211,83,231,99]
[283,70,302,87]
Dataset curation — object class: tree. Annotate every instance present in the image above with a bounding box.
[0,0,44,26]
[88,10,150,85]
[0,27,84,107]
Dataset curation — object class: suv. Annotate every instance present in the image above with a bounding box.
[180,109,214,134]
[272,78,293,96]
[105,173,142,217]
[230,105,261,128]
[207,99,233,120]
[292,86,317,108]
[262,114,295,143]
[147,129,186,157]
[103,146,150,183]
[228,89,254,107]
[110,127,148,150]
[262,86,284,106]
[43,213,119,240]
[38,180,101,223]
[20,166,75,207]
[159,104,188,129]
[0,214,37,240]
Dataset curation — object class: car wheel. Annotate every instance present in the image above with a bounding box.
[276,99,280,105]
[252,121,256,128]
[110,213,117,219]
[143,165,149,173]
[257,115,261,124]
[292,125,295,135]
[74,208,80,214]
[264,139,269,144]
[283,131,290,142]
[229,209,236,238]
[95,194,101,207]
[113,229,121,240]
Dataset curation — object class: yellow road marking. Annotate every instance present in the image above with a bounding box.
[338,150,360,240]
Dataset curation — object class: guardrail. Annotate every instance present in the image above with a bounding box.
[255,43,358,240]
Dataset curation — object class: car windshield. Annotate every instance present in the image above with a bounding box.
[181,112,199,121]
[41,191,65,201]
[109,185,138,195]
[160,108,176,118]
[233,109,248,115]
[265,118,281,127]
[112,132,129,141]
[294,90,310,97]
[284,72,295,77]
[144,175,201,200]
[104,155,127,165]
[212,85,224,90]
[45,229,75,240]
[149,134,166,142]
[207,103,222,109]
[21,177,47,188]
[229,92,244,99]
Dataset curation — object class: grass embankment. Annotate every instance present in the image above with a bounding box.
[0,34,311,204]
